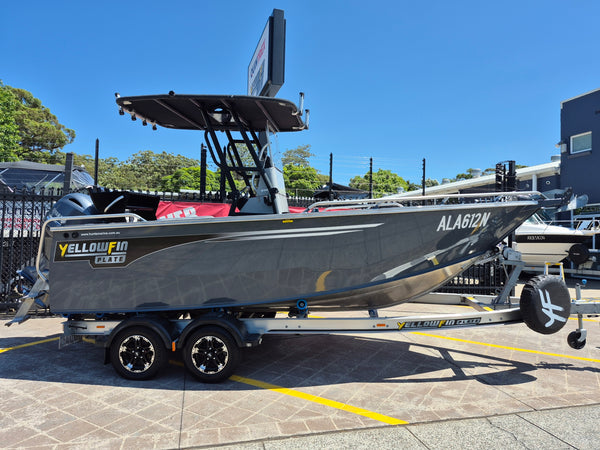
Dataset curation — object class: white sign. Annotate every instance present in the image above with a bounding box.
[248,21,270,96]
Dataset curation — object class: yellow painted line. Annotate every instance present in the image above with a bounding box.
[230,374,408,425]
[569,316,598,323]
[410,332,600,363]
[0,337,60,354]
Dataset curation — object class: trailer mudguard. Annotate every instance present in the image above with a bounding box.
[103,316,174,364]
[177,314,261,350]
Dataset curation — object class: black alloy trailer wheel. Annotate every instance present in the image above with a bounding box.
[183,327,240,383]
[109,326,166,380]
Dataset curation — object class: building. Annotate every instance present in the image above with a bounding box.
[559,88,600,205]
[391,158,562,198]
[392,87,600,214]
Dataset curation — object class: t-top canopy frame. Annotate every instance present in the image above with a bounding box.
[116,93,308,214]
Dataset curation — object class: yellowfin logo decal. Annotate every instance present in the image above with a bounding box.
[55,240,129,267]
[397,318,481,330]
[52,234,216,269]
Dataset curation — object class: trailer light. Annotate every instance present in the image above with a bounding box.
[376,323,387,328]
[96,325,105,329]
[172,342,176,352]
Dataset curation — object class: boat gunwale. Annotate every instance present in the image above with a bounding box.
[46,198,540,233]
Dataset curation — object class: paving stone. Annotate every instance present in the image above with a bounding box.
[44,419,99,443]
[1,289,599,448]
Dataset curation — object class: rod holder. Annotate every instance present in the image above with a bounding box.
[298,92,304,115]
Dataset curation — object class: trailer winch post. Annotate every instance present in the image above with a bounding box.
[492,247,525,306]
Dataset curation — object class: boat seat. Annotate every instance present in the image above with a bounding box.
[89,189,160,220]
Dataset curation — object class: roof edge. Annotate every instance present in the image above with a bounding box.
[561,87,600,106]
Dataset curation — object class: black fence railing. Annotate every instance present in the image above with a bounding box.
[0,188,64,310]
[436,259,508,295]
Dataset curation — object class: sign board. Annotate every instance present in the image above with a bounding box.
[248,9,285,97]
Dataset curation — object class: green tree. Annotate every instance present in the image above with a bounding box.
[280,144,326,197]
[453,169,477,181]
[406,180,421,192]
[452,166,526,182]
[161,167,221,192]
[4,85,75,162]
[282,145,314,167]
[349,169,408,197]
[60,151,203,190]
[405,178,440,192]
[0,82,20,161]
[96,157,130,189]
[52,153,132,189]
[284,164,322,197]
[116,150,200,190]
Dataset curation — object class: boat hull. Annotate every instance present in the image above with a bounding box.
[514,222,594,265]
[45,201,538,314]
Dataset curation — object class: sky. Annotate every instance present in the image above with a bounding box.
[2,0,600,187]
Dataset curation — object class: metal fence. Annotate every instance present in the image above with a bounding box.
[436,259,508,295]
[0,187,64,310]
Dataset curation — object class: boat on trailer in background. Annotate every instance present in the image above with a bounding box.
[514,213,595,267]
[8,92,591,382]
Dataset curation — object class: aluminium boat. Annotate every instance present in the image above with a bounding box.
[38,93,543,316]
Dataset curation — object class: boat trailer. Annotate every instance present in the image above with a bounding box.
[8,246,599,383]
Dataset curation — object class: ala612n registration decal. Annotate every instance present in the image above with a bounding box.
[436,212,491,232]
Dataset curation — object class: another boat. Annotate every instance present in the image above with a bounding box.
[514,213,594,266]
[38,93,543,316]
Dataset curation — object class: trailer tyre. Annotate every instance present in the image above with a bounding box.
[568,243,589,266]
[519,275,571,335]
[567,330,586,349]
[110,327,166,380]
[183,327,240,383]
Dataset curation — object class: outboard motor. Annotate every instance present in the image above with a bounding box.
[30,194,100,297]
[46,193,99,226]
[48,193,99,216]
